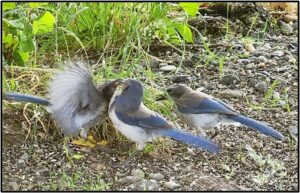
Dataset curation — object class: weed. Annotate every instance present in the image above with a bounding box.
[246,145,286,186]
[49,169,110,191]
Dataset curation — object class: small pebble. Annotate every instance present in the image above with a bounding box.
[258,63,266,68]
[131,169,145,180]
[159,65,176,72]
[20,152,29,161]
[257,56,268,63]
[149,173,165,181]
[9,181,19,191]
[288,57,296,64]
[220,74,240,85]
[271,50,284,57]
[163,179,180,190]
[17,159,26,169]
[244,43,255,53]
[255,81,268,93]
[273,92,280,100]
[220,89,245,99]
[159,63,168,68]
[246,63,254,69]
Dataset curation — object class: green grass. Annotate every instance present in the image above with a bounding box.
[246,145,286,186]
[49,169,110,191]
[248,79,291,113]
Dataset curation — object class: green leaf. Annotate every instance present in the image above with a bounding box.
[19,31,35,52]
[13,51,29,66]
[179,2,200,16]
[29,2,48,8]
[18,23,35,52]
[18,51,30,63]
[3,2,16,11]
[32,11,55,35]
[3,33,19,49]
[174,23,194,43]
[72,154,85,160]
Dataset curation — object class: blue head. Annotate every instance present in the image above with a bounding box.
[115,79,144,112]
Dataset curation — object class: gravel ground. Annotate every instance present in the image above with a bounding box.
[2,19,298,191]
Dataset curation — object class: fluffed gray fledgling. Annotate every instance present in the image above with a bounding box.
[166,84,284,140]
[109,79,220,154]
[3,61,122,138]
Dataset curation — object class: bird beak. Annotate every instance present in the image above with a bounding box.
[114,79,126,85]
[155,94,168,101]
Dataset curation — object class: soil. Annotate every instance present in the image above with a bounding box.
[2,5,298,191]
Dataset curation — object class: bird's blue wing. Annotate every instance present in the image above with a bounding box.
[115,111,172,130]
[178,98,235,115]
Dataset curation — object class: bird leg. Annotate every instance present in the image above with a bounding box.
[113,148,140,168]
[63,137,74,164]
[211,127,220,139]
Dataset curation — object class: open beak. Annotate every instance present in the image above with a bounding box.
[155,94,168,101]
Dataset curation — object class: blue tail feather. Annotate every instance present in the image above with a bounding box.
[3,92,50,106]
[161,129,220,153]
[228,115,284,140]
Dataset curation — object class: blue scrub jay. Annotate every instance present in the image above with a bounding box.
[166,84,284,140]
[3,61,122,138]
[108,79,220,155]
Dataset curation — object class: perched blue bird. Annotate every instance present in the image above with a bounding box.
[166,84,284,140]
[3,61,122,138]
[108,79,220,154]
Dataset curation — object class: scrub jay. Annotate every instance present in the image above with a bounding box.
[166,84,284,140]
[108,79,220,155]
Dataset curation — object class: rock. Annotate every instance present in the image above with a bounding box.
[91,163,106,171]
[118,176,136,184]
[20,152,29,161]
[132,179,160,191]
[17,159,26,169]
[276,66,289,72]
[9,181,19,191]
[205,84,215,90]
[279,20,294,34]
[244,43,255,53]
[146,179,160,191]
[293,21,298,30]
[220,89,245,99]
[283,14,298,22]
[220,74,240,85]
[255,81,268,93]
[196,87,207,92]
[273,92,280,100]
[163,179,180,190]
[181,59,194,67]
[263,43,271,50]
[246,63,254,69]
[278,100,286,106]
[149,173,165,181]
[288,126,298,135]
[191,54,201,62]
[240,69,247,76]
[257,56,268,63]
[35,148,44,154]
[159,63,168,68]
[271,50,284,57]
[258,63,266,68]
[131,169,145,180]
[159,65,176,72]
[171,75,191,83]
[237,59,250,65]
[288,57,296,64]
